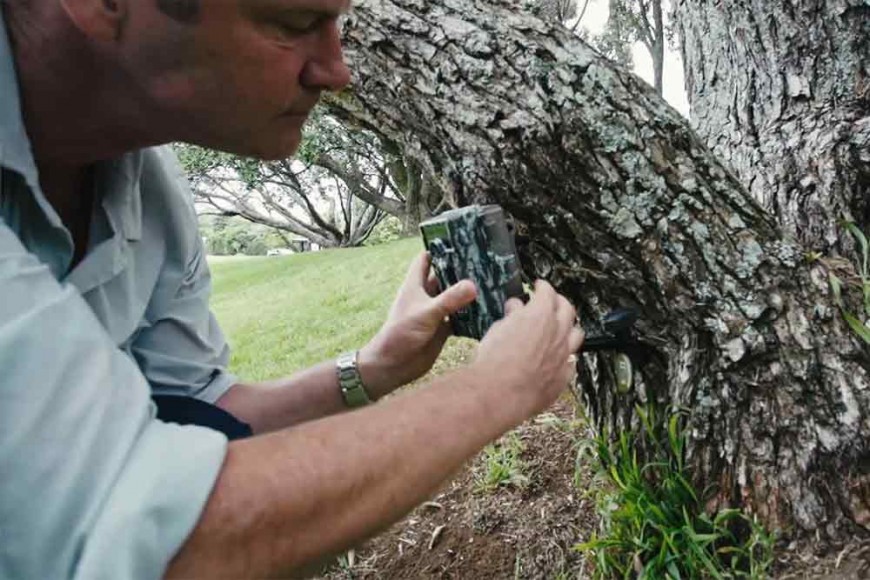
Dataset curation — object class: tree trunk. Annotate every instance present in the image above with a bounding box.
[314,153,406,217]
[398,155,443,234]
[673,0,870,255]
[650,0,664,96]
[328,0,870,541]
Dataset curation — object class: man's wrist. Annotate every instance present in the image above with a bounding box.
[355,345,396,401]
[443,363,533,431]
[466,359,540,423]
[336,351,372,408]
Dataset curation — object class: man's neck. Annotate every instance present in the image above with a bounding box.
[39,164,95,271]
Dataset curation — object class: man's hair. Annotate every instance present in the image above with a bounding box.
[155,0,201,23]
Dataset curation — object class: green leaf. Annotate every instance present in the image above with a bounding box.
[830,272,845,308]
[842,310,870,344]
[844,221,869,279]
[666,559,681,579]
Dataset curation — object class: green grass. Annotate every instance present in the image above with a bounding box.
[828,222,870,344]
[208,237,423,381]
[576,408,775,579]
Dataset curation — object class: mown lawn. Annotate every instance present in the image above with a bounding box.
[209,237,424,382]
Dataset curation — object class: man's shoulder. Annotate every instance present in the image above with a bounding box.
[139,146,197,212]
[136,146,202,261]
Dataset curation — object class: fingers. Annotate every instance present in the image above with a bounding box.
[568,326,585,354]
[523,280,555,325]
[529,279,581,356]
[565,353,580,385]
[528,280,574,327]
[431,279,477,318]
[425,272,441,297]
[556,294,576,336]
[504,297,524,316]
[405,251,432,289]
[531,280,557,310]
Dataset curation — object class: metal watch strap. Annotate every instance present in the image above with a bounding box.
[336,350,371,408]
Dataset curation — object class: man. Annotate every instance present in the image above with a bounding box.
[0,0,584,578]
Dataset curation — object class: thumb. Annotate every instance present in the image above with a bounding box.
[431,280,477,318]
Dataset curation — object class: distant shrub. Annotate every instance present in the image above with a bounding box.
[366,216,406,246]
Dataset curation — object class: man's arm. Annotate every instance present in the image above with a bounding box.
[214,361,353,433]
[0,220,229,580]
[215,252,480,434]
[168,281,584,578]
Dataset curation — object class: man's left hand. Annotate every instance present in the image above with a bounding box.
[358,251,477,399]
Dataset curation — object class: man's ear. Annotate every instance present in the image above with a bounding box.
[60,0,128,42]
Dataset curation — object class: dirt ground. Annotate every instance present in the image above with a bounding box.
[322,398,598,580]
[773,540,870,579]
[318,341,870,579]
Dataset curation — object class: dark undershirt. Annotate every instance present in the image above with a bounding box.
[66,169,95,272]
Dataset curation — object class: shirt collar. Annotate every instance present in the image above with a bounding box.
[0,3,46,203]
[0,4,142,244]
[98,156,143,242]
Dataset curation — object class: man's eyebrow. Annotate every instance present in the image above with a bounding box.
[267,0,351,17]
[332,0,352,15]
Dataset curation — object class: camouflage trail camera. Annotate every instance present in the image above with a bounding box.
[420,205,525,340]
[420,205,641,357]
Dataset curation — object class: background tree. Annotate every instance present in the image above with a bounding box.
[533,0,582,23]
[535,0,667,96]
[178,114,404,248]
[179,144,384,248]
[595,0,666,95]
[181,110,450,247]
[326,0,870,544]
[200,215,288,256]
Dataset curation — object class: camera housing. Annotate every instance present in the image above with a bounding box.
[420,205,524,340]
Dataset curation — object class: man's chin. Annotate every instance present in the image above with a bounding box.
[232,131,303,162]
[189,122,304,161]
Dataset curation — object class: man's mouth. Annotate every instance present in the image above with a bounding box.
[282,94,321,119]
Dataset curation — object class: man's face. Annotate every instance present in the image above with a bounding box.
[121,0,352,160]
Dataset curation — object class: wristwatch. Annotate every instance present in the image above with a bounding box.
[336,350,371,408]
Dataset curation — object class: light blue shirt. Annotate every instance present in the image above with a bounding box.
[0,6,235,579]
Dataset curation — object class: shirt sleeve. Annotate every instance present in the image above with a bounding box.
[0,219,228,580]
[130,149,237,404]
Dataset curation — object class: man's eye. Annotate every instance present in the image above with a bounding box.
[279,16,324,36]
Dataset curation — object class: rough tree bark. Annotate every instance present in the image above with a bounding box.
[327,0,870,541]
[674,0,870,255]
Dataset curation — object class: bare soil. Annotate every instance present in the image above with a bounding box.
[318,339,870,579]
[323,398,599,580]
[773,539,870,579]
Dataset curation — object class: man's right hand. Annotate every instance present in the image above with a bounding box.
[474,280,585,418]
[169,279,586,579]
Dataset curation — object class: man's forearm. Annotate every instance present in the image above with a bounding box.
[215,347,391,434]
[167,365,527,579]
[215,360,345,434]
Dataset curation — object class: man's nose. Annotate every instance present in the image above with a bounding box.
[300,20,352,92]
